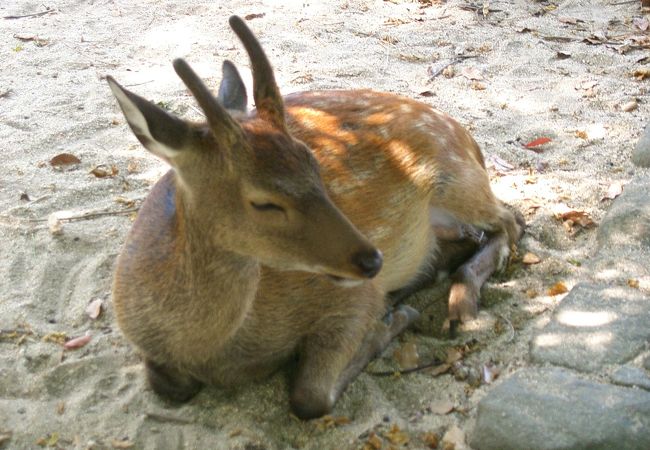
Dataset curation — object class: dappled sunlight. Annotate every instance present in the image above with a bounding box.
[556,310,617,327]
[535,331,613,349]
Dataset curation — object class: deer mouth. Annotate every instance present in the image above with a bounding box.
[325,274,364,287]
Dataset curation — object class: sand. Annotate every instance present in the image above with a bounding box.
[1,0,648,449]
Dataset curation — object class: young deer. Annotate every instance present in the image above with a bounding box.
[109,16,522,419]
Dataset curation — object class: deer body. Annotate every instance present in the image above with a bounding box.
[110,16,522,419]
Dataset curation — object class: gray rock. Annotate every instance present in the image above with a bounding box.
[597,177,650,251]
[632,122,650,167]
[611,365,650,391]
[530,283,650,372]
[644,355,650,371]
[471,368,650,450]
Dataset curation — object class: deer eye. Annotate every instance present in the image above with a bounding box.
[250,201,285,213]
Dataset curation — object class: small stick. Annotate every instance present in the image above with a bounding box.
[3,9,54,20]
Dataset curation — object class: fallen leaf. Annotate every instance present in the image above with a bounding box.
[365,432,383,450]
[525,288,538,299]
[575,130,588,139]
[442,425,466,449]
[446,347,463,364]
[470,80,486,90]
[86,299,103,320]
[601,182,623,201]
[314,415,350,431]
[522,252,541,265]
[634,17,649,32]
[385,424,409,446]
[429,363,451,376]
[633,68,650,80]
[56,401,65,415]
[558,16,578,24]
[393,341,419,370]
[560,210,596,228]
[487,155,515,172]
[90,164,119,178]
[64,333,92,350]
[42,332,67,345]
[430,399,455,415]
[50,153,81,167]
[556,51,571,60]
[422,431,439,449]
[47,214,64,236]
[524,137,552,148]
[419,90,435,97]
[482,362,500,384]
[621,100,638,112]
[111,439,135,449]
[37,432,59,447]
[548,281,568,296]
[627,278,640,288]
[126,160,140,174]
[460,66,484,80]
[243,13,265,20]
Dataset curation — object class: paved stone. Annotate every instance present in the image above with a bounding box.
[611,365,650,391]
[632,122,650,167]
[471,368,650,450]
[597,177,650,250]
[530,283,650,372]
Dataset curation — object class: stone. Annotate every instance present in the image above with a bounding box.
[597,177,650,251]
[530,283,650,372]
[471,368,650,450]
[611,366,650,391]
[632,122,650,167]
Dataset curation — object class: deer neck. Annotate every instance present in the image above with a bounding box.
[173,182,261,322]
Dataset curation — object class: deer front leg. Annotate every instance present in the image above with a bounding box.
[290,305,419,420]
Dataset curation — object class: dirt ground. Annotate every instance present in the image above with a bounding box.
[1,0,649,449]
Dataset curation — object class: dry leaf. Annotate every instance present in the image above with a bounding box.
[470,81,486,90]
[64,333,92,350]
[430,399,455,415]
[90,164,119,178]
[575,130,588,139]
[442,65,455,78]
[429,363,451,376]
[422,432,439,449]
[524,137,552,148]
[633,68,650,80]
[621,100,638,112]
[442,425,466,449]
[547,281,568,296]
[42,332,67,345]
[488,155,515,172]
[365,432,382,450]
[243,13,265,20]
[57,401,65,415]
[126,160,140,174]
[627,278,640,289]
[385,424,409,446]
[50,153,81,167]
[558,16,578,24]
[315,415,350,431]
[446,348,463,364]
[634,17,649,32]
[419,90,435,97]
[522,252,541,265]
[460,66,484,80]
[86,299,103,320]
[111,439,135,449]
[482,362,500,384]
[601,182,623,201]
[393,341,419,370]
[526,289,538,298]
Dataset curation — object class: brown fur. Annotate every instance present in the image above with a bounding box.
[110,16,522,419]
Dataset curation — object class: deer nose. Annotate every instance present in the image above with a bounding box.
[352,248,383,278]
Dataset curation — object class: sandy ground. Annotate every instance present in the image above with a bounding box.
[1,0,649,449]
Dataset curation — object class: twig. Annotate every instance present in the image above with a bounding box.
[145,412,194,425]
[611,0,639,4]
[428,55,478,80]
[3,9,54,20]
[367,357,443,377]
[0,206,139,227]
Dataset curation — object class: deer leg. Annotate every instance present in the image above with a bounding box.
[144,358,203,403]
[290,305,419,419]
[445,231,510,336]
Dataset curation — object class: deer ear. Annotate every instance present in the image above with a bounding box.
[218,60,248,113]
[107,76,191,161]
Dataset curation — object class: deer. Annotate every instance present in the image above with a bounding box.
[108,15,523,420]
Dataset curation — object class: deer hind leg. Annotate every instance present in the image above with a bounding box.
[144,358,203,403]
[290,304,419,420]
[445,205,525,335]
